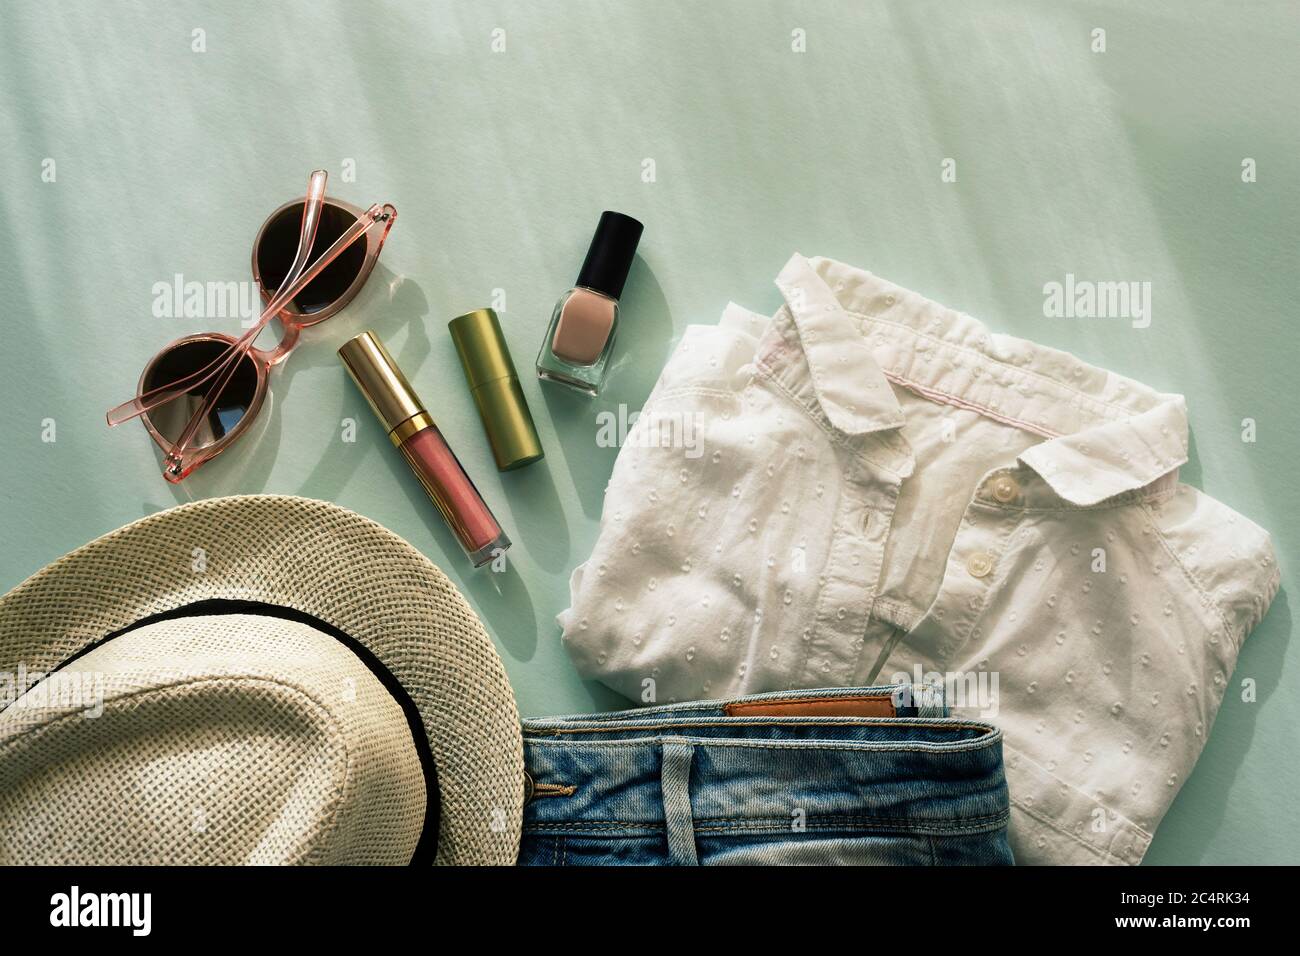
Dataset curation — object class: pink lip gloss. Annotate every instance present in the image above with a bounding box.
[339,330,510,567]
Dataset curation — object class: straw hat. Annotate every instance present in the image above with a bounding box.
[0,495,523,865]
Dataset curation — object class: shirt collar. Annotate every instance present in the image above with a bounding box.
[1017,398,1188,505]
[774,254,905,436]
[774,253,1189,506]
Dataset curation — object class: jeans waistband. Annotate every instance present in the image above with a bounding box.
[521,685,1009,851]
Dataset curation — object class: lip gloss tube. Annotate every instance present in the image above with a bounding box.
[339,330,510,567]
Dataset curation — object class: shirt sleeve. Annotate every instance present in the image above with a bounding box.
[1153,485,1280,651]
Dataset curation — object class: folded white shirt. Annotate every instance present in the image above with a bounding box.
[559,253,1279,865]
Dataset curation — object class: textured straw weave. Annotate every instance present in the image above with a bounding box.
[0,495,524,865]
[1,615,427,864]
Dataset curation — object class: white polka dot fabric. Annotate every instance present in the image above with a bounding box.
[559,253,1280,865]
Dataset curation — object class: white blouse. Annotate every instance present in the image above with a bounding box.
[559,254,1279,865]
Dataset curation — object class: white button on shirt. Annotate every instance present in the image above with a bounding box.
[991,476,1019,503]
[965,552,995,578]
[558,253,1279,866]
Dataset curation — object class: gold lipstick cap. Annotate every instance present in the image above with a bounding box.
[338,331,428,445]
[447,309,544,471]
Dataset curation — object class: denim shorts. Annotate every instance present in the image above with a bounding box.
[517,685,1013,865]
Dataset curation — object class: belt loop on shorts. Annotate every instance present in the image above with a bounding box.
[891,680,947,717]
[660,739,698,866]
[915,679,947,717]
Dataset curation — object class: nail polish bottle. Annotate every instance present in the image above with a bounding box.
[339,331,510,568]
[536,211,643,396]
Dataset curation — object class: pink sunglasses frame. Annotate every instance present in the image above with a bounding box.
[107,171,396,482]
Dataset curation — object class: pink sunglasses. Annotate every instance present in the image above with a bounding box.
[106,170,397,481]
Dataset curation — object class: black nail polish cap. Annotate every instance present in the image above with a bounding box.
[575,211,644,301]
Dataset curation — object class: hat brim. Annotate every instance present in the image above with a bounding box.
[0,494,523,865]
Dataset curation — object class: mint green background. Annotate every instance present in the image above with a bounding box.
[1,1,1295,864]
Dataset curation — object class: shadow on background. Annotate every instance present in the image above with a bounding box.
[1144,588,1290,863]
[153,263,425,502]
[541,255,673,521]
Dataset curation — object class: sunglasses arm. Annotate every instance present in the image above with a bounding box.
[107,170,324,428]
[106,204,391,429]
[150,203,396,481]
[262,204,396,369]
[161,173,329,477]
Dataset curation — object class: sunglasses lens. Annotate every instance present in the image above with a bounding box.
[256,201,365,315]
[142,339,260,449]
